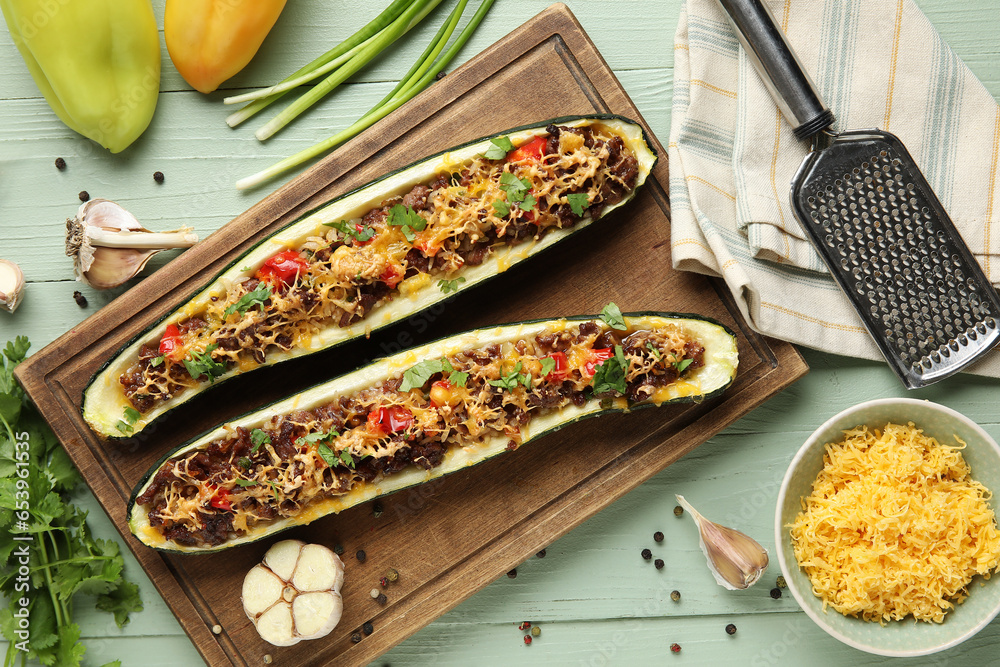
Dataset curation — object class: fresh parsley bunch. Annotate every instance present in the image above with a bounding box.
[0,337,142,667]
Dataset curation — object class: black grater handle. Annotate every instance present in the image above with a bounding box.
[714,0,834,139]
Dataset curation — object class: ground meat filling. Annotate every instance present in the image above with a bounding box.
[135,321,703,548]
[119,124,642,415]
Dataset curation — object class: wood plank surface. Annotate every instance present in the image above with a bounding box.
[1,1,999,666]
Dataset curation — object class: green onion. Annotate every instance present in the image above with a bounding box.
[236,0,496,190]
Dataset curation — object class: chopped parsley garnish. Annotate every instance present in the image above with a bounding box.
[449,370,469,387]
[401,357,470,391]
[646,341,662,360]
[296,429,339,448]
[438,277,466,293]
[489,361,531,392]
[338,449,356,468]
[592,345,628,395]
[519,193,537,213]
[600,302,627,331]
[539,356,556,378]
[388,204,427,242]
[317,442,338,467]
[566,192,590,217]
[492,200,511,217]
[150,354,165,367]
[234,479,258,488]
[674,358,694,373]
[250,428,270,453]
[325,219,375,243]
[484,135,514,160]
[500,172,531,203]
[115,406,141,435]
[223,283,273,319]
[183,343,226,383]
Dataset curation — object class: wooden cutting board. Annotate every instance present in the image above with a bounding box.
[15,4,808,665]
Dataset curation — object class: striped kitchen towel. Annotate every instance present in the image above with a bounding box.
[669,0,1000,375]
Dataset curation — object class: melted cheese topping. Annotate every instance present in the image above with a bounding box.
[789,422,1000,623]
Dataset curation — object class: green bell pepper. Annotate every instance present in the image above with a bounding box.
[0,0,161,153]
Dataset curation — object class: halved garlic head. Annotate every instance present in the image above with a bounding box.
[0,260,25,313]
[242,539,345,646]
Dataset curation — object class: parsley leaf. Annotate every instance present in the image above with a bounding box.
[539,357,556,378]
[492,200,511,217]
[150,355,165,367]
[296,430,338,447]
[401,358,449,391]
[499,172,531,203]
[646,341,663,360]
[566,192,590,217]
[438,277,466,294]
[600,302,627,331]
[388,204,427,242]
[114,420,133,436]
[518,194,537,213]
[325,219,374,243]
[449,370,469,387]
[234,479,258,488]
[317,443,338,467]
[339,450,356,468]
[592,345,628,395]
[674,358,694,373]
[114,407,141,435]
[489,362,530,392]
[484,136,514,160]
[183,343,226,383]
[250,428,270,453]
[223,283,273,319]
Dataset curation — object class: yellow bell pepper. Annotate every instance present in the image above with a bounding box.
[0,0,160,153]
[165,0,287,94]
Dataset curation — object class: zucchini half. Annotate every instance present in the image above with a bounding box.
[83,115,657,439]
[127,313,738,554]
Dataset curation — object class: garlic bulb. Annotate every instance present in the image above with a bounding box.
[64,199,199,289]
[242,539,345,646]
[0,260,25,313]
[676,494,768,590]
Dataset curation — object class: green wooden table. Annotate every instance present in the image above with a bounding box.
[2,1,999,664]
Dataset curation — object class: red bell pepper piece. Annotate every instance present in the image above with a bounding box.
[256,249,309,287]
[583,348,615,376]
[507,135,547,163]
[208,485,232,511]
[380,264,403,288]
[158,324,183,359]
[543,351,568,381]
[367,405,414,435]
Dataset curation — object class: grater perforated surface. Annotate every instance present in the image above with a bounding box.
[790,130,1000,387]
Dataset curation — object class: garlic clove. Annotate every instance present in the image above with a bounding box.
[676,494,769,590]
[242,565,284,616]
[292,592,342,637]
[64,198,199,289]
[0,260,25,313]
[256,602,297,647]
[263,538,303,581]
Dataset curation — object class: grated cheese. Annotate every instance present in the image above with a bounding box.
[789,422,1000,624]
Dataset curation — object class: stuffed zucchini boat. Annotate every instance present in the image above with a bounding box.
[83,115,657,439]
[127,310,739,553]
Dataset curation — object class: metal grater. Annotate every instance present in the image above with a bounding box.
[791,130,1000,387]
[715,0,1000,387]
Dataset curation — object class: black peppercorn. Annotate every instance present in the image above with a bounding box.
[654,559,664,570]
[507,568,517,579]
[725,623,737,635]
[770,587,782,599]
[55,157,66,170]
[78,190,90,202]
[536,549,546,558]
[72,290,88,307]
[376,592,387,606]
[653,531,664,543]
[153,170,164,183]
[641,548,652,560]
[435,70,446,80]
[333,543,344,555]
[351,632,362,644]
[356,549,367,563]
[362,621,374,636]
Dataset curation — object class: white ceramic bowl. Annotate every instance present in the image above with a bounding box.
[775,398,1000,657]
